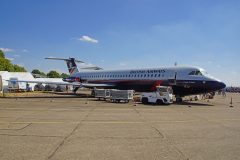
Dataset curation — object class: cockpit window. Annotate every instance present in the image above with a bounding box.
[195,70,202,75]
[189,70,203,76]
[188,71,196,75]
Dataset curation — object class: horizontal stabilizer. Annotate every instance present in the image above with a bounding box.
[45,57,84,63]
[80,66,103,70]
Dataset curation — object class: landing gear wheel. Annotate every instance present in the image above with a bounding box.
[176,97,183,103]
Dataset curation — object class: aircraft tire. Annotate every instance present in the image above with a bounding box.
[176,97,183,103]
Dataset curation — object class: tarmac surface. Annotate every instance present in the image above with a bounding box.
[0,93,240,160]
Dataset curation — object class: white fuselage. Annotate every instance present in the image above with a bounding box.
[68,66,225,96]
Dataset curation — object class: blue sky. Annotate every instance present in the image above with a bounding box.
[1,0,240,86]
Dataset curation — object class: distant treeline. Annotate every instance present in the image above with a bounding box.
[0,49,69,78]
[0,50,27,72]
[31,69,69,78]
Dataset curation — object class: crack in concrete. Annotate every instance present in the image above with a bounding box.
[47,107,96,160]
[133,107,189,159]
[133,107,165,139]
[0,123,32,130]
[0,133,63,138]
[171,145,189,160]
[151,126,165,139]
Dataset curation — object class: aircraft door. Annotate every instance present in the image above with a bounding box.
[168,72,177,85]
[0,76,2,92]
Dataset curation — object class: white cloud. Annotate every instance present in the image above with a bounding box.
[22,49,29,53]
[78,35,98,43]
[119,62,127,66]
[13,54,20,58]
[6,57,14,61]
[0,47,14,52]
[17,63,25,67]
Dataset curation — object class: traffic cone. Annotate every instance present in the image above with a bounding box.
[230,97,233,107]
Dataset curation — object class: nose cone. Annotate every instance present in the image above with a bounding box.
[219,82,226,89]
[206,81,226,92]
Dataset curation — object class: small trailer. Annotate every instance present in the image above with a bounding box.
[110,89,134,103]
[93,89,111,100]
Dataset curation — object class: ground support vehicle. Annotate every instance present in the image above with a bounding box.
[141,86,173,105]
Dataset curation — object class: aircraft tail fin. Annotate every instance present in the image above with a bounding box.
[45,57,84,75]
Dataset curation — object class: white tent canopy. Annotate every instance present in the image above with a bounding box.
[0,71,36,92]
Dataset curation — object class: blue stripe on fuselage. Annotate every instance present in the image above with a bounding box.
[85,79,225,96]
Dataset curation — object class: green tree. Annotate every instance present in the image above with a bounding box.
[0,58,14,71]
[0,50,5,58]
[31,69,41,75]
[60,73,69,78]
[13,64,27,72]
[0,50,27,72]
[47,70,60,78]
[31,69,46,77]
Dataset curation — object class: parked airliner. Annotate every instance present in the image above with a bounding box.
[53,57,225,101]
[13,57,226,102]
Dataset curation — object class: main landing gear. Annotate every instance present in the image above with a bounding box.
[73,87,79,94]
[176,96,183,103]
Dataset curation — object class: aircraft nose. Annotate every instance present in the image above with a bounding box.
[215,81,226,90]
[219,82,226,89]
[205,80,226,92]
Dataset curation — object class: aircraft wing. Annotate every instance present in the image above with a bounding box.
[6,79,80,86]
[6,79,115,88]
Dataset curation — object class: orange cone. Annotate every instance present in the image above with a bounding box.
[230,97,233,107]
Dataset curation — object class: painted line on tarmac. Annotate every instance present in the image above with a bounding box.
[0,121,143,124]
[0,119,239,124]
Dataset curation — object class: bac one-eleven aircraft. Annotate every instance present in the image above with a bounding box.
[14,57,226,102]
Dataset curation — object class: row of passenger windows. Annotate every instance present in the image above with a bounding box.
[81,74,165,79]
